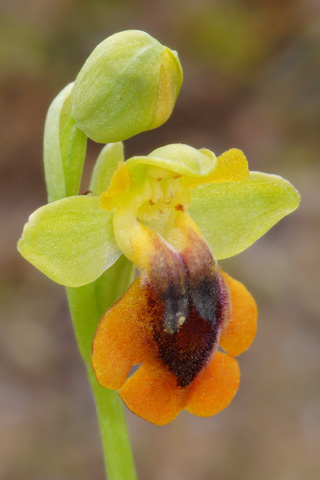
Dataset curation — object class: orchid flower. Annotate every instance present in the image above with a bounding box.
[18,142,299,425]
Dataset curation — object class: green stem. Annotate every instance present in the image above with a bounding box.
[66,256,137,480]
[88,370,137,480]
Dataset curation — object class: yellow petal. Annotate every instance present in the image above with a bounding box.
[185,148,249,188]
[100,161,132,211]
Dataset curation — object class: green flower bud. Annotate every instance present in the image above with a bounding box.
[71,30,183,143]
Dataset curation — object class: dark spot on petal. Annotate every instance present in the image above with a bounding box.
[175,204,184,211]
[150,266,228,387]
[146,225,230,387]
[152,283,227,387]
[163,295,188,334]
[181,226,223,324]
[148,236,188,335]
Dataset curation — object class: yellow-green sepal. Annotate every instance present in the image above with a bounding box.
[18,196,121,287]
[126,143,216,177]
[44,83,87,202]
[189,172,300,260]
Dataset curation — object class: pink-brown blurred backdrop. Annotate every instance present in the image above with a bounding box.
[1,1,320,479]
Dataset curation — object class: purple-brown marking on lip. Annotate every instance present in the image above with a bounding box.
[152,303,215,387]
[181,226,222,324]
[147,229,229,387]
[147,234,189,335]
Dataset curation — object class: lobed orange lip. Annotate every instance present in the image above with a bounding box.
[91,213,257,424]
[91,152,259,424]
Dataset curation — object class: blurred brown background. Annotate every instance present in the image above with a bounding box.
[1,0,320,479]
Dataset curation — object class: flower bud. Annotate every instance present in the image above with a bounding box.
[71,30,183,143]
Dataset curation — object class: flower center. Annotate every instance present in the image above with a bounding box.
[110,165,189,260]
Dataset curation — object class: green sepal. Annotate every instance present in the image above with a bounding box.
[18,196,121,287]
[126,143,216,177]
[90,142,125,195]
[189,172,300,260]
[44,83,87,202]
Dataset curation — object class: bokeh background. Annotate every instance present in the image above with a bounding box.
[1,1,320,479]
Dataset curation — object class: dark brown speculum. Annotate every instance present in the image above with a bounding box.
[148,229,229,388]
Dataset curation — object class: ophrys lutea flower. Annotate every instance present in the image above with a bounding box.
[18,142,300,425]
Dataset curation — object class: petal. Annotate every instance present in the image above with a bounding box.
[90,142,125,195]
[185,148,249,188]
[92,277,159,389]
[18,196,121,287]
[100,161,132,211]
[219,272,258,357]
[189,171,300,260]
[126,143,216,177]
[185,352,240,417]
[207,148,249,183]
[119,361,190,425]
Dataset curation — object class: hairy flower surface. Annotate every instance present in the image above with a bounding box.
[19,142,300,424]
